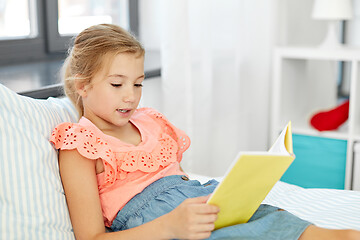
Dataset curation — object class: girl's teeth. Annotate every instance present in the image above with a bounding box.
[118,109,127,113]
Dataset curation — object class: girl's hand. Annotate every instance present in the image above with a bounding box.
[164,195,220,240]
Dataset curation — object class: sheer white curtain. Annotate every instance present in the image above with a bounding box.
[158,0,277,177]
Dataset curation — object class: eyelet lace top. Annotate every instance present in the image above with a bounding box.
[50,108,190,226]
[50,108,190,189]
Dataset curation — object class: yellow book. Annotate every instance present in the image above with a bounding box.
[207,122,295,230]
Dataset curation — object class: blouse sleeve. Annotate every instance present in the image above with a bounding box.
[138,108,191,161]
[50,122,121,187]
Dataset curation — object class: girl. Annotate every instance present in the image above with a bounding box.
[50,24,360,240]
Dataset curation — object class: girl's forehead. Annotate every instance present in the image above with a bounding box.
[109,53,144,71]
[93,52,144,81]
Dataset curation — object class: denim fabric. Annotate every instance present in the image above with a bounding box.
[111,175,311,240]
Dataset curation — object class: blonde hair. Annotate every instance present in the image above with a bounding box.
[61,24,145,117]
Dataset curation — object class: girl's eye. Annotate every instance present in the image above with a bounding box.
[135,84,143,87]
[111,83,122,87]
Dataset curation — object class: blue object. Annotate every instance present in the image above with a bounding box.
[281,134,347,189]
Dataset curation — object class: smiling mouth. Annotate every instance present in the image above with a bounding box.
[117,109,131,113]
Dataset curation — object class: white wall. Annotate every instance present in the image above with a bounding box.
[277,0,327,46]
[276,0,360,47]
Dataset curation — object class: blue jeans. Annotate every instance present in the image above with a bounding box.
[111,175,311,240]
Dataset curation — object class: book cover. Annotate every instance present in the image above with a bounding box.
[207,122,295,229]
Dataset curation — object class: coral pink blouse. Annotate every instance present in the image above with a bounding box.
[50,108,190,227]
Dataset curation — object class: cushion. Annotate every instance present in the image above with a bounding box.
[0,84,78,239]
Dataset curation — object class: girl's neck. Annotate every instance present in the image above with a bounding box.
[101,121,142,146]
[82,110,142,146]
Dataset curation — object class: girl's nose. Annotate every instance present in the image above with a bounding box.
[123,88,135,102]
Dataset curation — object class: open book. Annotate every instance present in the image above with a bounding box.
[207,122,295,230]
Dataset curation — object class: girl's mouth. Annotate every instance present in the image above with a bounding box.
[117,109,131,113]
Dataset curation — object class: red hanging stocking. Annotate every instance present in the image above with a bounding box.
[310,100,349,131]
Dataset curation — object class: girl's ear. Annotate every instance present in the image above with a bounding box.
[75,77,88,97]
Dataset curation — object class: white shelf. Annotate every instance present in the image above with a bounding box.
[276,46,360,61]
[292,128,349,141]
[271,46,360,190]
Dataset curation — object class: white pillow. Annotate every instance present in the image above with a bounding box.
[0,84,78,239]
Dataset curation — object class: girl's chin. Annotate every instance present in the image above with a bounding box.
[108,120,131,129]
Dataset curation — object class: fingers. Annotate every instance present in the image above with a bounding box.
[184,198,219,216]
[195,222,216,232]
[167,196,219,240]
[184,195,220,213]
[181,221,215,240]
[194,214,217,224]
[184,201,219,223]
[195,204,219,214]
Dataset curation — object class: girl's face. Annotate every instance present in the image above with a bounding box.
[80,52,145,131]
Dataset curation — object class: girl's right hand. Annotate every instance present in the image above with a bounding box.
[164,195,220,240]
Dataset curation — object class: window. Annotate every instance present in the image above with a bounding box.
[46,0,134,52]
[0,0,138,64]
[58,0,128,36]
[0,0,37,39]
